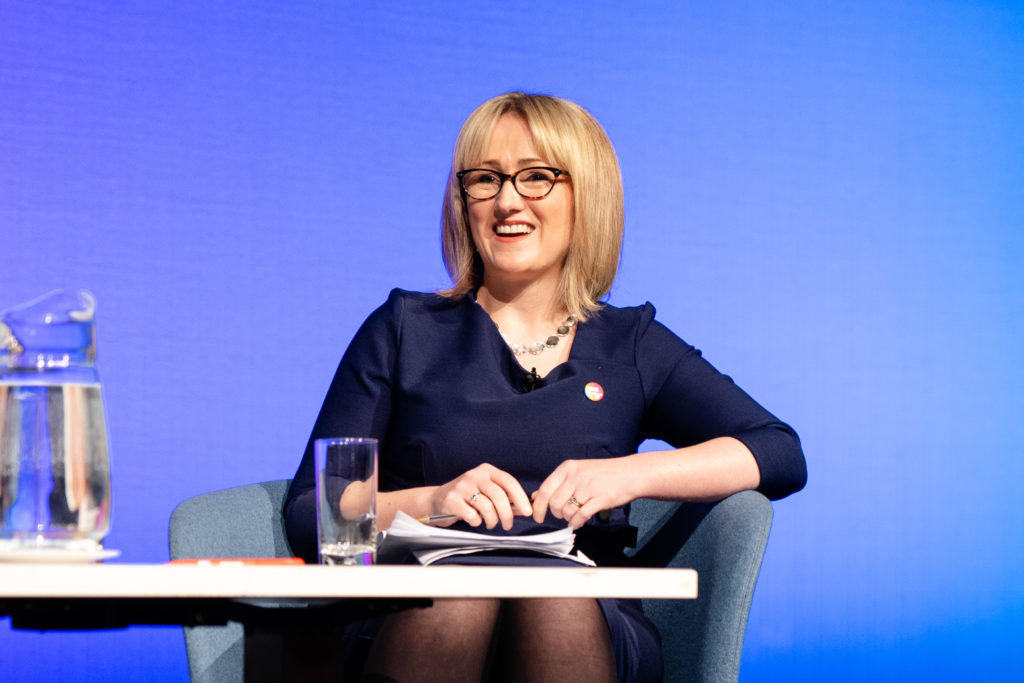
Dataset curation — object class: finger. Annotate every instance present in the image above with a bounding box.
[478,481,515,529]
[532,471,566,523]
[455,497,484,527]
[548,477,579,521]
[566,498,599,530]
[488,469,533,518]
[560,494,586,524]
[468,491,500,530]
[531,487,550,523]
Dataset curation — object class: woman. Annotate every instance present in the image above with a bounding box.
[284,92,806,682]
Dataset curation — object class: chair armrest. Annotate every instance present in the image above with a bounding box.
[627,491,773,683]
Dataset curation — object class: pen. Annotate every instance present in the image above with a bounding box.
[417,504,526,525]
[417,514,460,524]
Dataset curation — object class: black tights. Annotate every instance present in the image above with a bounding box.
[362,598,617,682]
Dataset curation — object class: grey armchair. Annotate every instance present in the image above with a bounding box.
[169,481,772,682]
[628,491,773,681]
[169,480,294,683]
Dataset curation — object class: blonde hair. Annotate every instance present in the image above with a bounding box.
[440,92,624,321]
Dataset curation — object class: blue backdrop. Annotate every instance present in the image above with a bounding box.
[2,1,1022,680]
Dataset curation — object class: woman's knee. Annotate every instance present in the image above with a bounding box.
[363,599,503,680]
[499,599,616,682]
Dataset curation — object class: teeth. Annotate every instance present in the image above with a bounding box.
[495,224,534,235]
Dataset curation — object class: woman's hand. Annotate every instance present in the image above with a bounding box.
[431,463,533,530]
[532,440,763,529]
[532,457,640,530]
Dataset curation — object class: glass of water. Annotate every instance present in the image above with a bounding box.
[315,437,377,565]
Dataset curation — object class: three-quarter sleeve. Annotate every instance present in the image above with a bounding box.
[283,289,404,561]
[635,304,806,500]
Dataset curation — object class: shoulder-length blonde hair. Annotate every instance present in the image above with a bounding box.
[440,92,624,321]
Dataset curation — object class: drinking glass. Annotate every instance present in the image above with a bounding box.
[315,437,377,565]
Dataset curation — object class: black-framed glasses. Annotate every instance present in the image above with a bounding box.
[456,166,570,200]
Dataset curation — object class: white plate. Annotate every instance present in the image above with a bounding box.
[0,547,120,563]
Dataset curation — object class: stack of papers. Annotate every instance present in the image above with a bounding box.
[377,511,595,566]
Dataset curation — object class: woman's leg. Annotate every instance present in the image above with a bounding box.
[498,598,616,683]
[362,598,502,682]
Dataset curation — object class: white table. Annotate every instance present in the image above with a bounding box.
[0,563,697,599]
[1,564,697,681]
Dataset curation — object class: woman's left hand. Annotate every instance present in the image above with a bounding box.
[531,456,640,529]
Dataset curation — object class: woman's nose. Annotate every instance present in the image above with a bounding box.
[494,178,524,212]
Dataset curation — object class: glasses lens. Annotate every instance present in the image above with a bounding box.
[461,170,502,199]
[514,168,558,198]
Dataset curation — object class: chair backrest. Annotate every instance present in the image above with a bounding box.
[169,479,293,560]
[169,481,771,683]
[629,490,773,683]
[168,479,294,683]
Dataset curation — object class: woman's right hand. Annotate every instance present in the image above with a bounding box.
[430,464,533,530]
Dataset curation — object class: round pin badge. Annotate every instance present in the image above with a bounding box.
[584,382,604,402]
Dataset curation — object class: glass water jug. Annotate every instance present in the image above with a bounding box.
[0,290,112,552]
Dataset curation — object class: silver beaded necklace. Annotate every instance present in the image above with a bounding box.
[499,315,577,356]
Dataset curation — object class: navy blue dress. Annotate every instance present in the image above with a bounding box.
[284,289,806,681]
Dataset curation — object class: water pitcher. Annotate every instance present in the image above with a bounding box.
[0,290,112,551]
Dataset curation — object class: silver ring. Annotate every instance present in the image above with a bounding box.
[568,496,583,507]
[469,492,482,504]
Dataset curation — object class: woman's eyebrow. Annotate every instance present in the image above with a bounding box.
[475,157,547,168]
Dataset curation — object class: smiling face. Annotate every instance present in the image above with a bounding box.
[466,114,574,292]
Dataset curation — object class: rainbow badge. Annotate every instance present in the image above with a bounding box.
[584,382,604,402]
